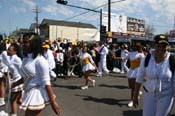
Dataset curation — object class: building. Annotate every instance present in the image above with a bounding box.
[39,19,100,42]
[9,28,35,39]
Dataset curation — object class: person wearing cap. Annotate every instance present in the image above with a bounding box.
[133,34,174,116]
[42,43,57,81]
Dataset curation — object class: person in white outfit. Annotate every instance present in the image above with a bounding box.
[80,45,97,90]
[120,44,129,74]
[0,45,8,107]
[12,36,61,116]
[5,43,23,116]
[43,43,57,81]
[133,34,175,116]
[55,47,64,77]
[97,42,109,77]
[125,45,145,107]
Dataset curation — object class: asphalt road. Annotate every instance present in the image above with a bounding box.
[1,73,175,116]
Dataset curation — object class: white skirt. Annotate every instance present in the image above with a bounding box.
[82,63,95,72]
[20,86,50,111]
[127,68,139,79]
[11,84,24,92]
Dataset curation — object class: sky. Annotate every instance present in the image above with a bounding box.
[0,0,175,36]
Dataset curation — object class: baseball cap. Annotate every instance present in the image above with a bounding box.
[154,34,169,45]
[42,44,50,49]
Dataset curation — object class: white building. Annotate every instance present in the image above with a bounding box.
[40,19,100,42]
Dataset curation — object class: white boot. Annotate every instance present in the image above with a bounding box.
[0,98,5,106]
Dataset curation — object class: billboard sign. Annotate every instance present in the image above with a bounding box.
[102,13,145,35]
[102,13,127,33]
[127,17,145,35]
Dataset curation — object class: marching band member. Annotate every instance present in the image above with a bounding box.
[126,45,145,107]
[81,44,97,90]
[3,43,23,116]
[12,35,61,116]
[133,34,175,116]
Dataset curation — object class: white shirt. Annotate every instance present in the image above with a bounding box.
[121,49,129,62]
[44,49,55,70]
[136,52,174,94]
[99,45,109,61]
[26,55,51,90]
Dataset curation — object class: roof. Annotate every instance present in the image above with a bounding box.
[40,19,97,29]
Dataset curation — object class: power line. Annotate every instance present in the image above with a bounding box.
[63,0,126,21]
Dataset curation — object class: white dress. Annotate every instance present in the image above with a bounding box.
[9,54,23,92]
[0,53,7,78]
[20,54,51,111]
[81,52,95,72]
[127,51,145,79]
[1,51,23,92]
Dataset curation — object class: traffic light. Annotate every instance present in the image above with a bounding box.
[100,25,107,34]
[56,0,68,5]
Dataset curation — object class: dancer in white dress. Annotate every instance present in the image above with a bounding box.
[125,45,145,107]
[1,43,23,116]
[0,48,8,107]
[81,45,97,90]
[12,34,61,116]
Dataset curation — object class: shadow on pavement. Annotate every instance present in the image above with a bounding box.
[123,110,142,116]
[75,94,130,107]
[99,84,129,89]
[109,73,127,78]
[123,110,175,116]
[52,84,80,90]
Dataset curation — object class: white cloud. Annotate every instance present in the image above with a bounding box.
[19,0,36,8]
[5,0,36,13]
[11,6,26,13]
[42,0,74,16]
[59,6,74,16]
[43,5,58,15]
[165,0,175,17]
[42,4,74,16]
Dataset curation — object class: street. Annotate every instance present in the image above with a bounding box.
[1,73,175,116]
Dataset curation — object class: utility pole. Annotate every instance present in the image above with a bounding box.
[32,5,40,35]
[174,16,175,30]
[108,0,111,32]
[100,9,102,28]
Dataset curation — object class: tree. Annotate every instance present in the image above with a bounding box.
[145,24,155,35]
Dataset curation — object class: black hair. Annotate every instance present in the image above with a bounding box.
[10,43,21,57]
[0,35,3,41]
[30,37,44,59]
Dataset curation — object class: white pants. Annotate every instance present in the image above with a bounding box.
[143,91,174,116]
[121,61,129,72]
[98,59,109,75]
